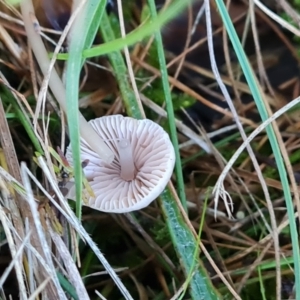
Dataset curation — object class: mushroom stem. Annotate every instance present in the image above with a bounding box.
[117,139,135,181]
[79,116,114,163]
[20,0,114,164]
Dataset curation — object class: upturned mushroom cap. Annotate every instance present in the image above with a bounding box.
[65,115,175,213]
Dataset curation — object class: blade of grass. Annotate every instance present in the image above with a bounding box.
[66,0,107,219]
[258,265,268,300]
[56,0,192,60]
[177,189,211,300]
[0,85,43,154]
[215,0,300,297]
[99,11,143,119]
[56,272,79,300]
[160,188,219,299]
[147,0,187,212]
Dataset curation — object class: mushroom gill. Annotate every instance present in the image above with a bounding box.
[66,115,175,213]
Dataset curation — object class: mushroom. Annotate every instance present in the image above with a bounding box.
[65,115,175,213]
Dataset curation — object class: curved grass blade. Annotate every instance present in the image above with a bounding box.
[66,0,107,219]
[215,0,300,297]
[56,0,192,60]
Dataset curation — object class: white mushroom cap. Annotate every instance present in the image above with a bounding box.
[65,115,175,213]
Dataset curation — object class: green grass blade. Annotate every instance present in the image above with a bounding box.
[99,11,143,119]
[147,0,187,211]
[215,0,300,296]
[160,189,220,299]
[1,85,43,154]
[56,272,79,300]
[56,0,192,60]
[66,0,107,219]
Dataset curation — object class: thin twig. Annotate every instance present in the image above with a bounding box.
[213,95,300,201]
[116,0,145,117]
